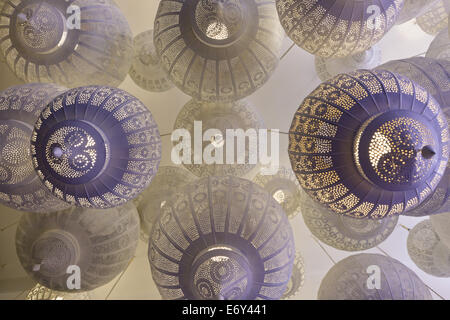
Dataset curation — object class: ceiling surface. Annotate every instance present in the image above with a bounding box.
[0,0,449,300]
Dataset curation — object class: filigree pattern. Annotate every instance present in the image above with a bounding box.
[281,252,305,299]
[173,99,265,177]
[407,220,450,277]
[430,211,450,249]
[301,192,398,251]
[253,166,305,219]
[426,28,450,62]
[16,202,140,292]
[129,30,173,92]
[0,0,133,88]
[154,0,284,102]
[276,0,403,58]
[289,69,449,218]
[0,83,70,213]
[148,176,295,300]
[396,0,441,24]
[26,284,91,300]
[318,253,432,300]
[31,86,162,209]
[416,0,450,35]
[315,46,382,81]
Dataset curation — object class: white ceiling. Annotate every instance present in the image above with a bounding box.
[0,0,449,300]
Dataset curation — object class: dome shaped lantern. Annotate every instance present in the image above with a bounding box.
[396,0,441,24]
[302,192,398,251]
[407,220,450,277]
[276,0,403,58]
[430,211,450,249]
[148,176,295,300]
[129,30,174,92]
[416,0,450,35]
[135,166,195,242]
[31,86,162,209]
[0,0,133,88]
[318,253,432,300]
[315,46,382,82]
[173,99,265,177]
[154,0,284,102]
[426,28,450,62]
[253,166,305,219]
[16,202,140,292]
[288,69,449,219]
[0,83,70,213]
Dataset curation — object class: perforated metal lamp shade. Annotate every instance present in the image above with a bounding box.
[31,86,162,209]
[315,46,382,82]
[129,30,174,93]
[318,253,432,300]
[0,0,133,88]
[154,0,284,102]
[173,99,265,177]
[375,57,450,216]
[276,0,403,58]
[288,69,449,219]
[26,283,91,300]
[416,0,450,35]
[136,166,195,242]
[0,83,70,213]
[16,202,139,292]
[431,211,450,249]
[253,167,305,219]
[396,0,441,24]
[407,220,450,277]
[426,28,450,61]
[301,192,398,251]
[281,252,305,299]
[148,176,295,300]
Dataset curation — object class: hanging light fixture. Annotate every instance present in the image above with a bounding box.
[416,0,450,35]
[318,253,432,300]
[30,86,162,209]
[407,220,450,277]
[375,57,450,217]
[426,27,450,61]
[173,99,265,177]
[0,0,133,88]
[148,176,295,300]
[302,192,398,251]
[430,211,450,249]
[315,46,382,82]
[281,252,305,300]
[396,0,441,24]
[288,69,449,218]
[136,166,195,242]
[16,202,139,292]
[26,283,91,300]
[253,166,305,219]
[129,30,173,93]
[276,0,403,58]
[0,83,70,213]
[153,0,284,102]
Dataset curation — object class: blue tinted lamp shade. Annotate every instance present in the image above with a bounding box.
[276,0,403,58]
[288,69,449,219]
[318,253,432,300]
[407,220,450,277]
[16,202,140,292]
[129,30,174,93]
[154,0,284,102]
[396,0,441,24]
[376,57,450,216]
[148,176,295,300]
[0,0,133,88]
[0,83,70,213]
[31,86,162,209]
[301,192,398,251]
